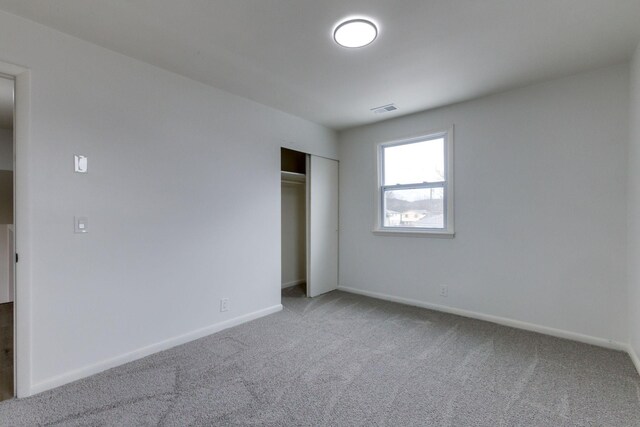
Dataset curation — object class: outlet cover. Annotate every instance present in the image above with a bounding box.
[439,285,448,297]
[220,298,229,312]
[74,216,89,233]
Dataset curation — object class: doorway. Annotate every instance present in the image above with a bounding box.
[0,74,14,401]
[280,148,338,299]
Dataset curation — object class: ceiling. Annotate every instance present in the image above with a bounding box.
[0,77,13,130]
[0,1,639,130]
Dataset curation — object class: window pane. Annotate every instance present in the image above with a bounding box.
[383,138,444,185]
[384,187,444,229]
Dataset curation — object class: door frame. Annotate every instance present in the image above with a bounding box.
[0,59,32,398]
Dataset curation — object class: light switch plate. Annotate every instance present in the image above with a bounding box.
[74,216,88,233]
[74,155,88,173]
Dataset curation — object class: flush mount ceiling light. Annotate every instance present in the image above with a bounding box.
[333,18,378,48]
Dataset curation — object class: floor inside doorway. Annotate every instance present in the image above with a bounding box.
[0,302,13,401]
[282,283,306,298]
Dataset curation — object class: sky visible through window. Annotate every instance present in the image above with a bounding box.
[384,138,444,199]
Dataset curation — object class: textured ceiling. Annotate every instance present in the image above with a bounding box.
[0,0,639,129]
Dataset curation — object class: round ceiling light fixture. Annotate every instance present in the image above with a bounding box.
[333,18,378,48]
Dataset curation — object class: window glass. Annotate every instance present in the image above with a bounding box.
[383,188,444,229]
[383,138,444,186]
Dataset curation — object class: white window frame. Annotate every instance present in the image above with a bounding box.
[374,127,454,237]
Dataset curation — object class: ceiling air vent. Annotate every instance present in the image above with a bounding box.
[370,103,398,114]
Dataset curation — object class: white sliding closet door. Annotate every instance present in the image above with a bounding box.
[307,155,339,297]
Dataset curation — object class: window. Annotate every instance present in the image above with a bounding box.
[376,128,454,236]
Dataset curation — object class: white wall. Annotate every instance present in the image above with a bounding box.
[0,10,337,394]
[339,65,629,344]
[629,43,640,366]
[0,128,11,171]
[281,181,306,288]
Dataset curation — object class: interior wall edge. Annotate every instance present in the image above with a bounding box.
[337,285,628,352]
[628,40,640,371]
[628,343,640,377]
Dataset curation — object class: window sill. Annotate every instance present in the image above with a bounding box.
[372,228,455,238]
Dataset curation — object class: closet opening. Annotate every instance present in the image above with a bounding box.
[280,146,339,300]
[281,148,308,298]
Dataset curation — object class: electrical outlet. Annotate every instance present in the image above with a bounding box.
[220,298,229,312]
[439,285,448,297]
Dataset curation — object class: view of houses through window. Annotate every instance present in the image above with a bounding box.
[381,135,446,229]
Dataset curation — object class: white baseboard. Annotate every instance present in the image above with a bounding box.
[627,344,640,376]
[338,286,627,351]
[282,279,305,289]
[29,304,283,396]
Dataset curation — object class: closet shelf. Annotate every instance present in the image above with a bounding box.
[281,171,306,184]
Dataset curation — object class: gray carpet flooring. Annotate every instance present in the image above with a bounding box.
[0,286,639,426]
